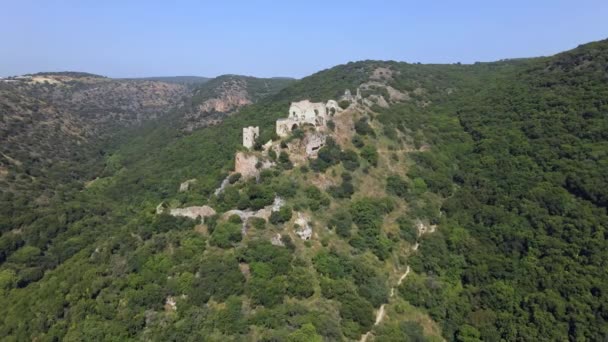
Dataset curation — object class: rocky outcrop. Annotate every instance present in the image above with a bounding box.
[234,152,259,179]
[415,219,437,235]
[165,296,177,312]
[198,93,251,113]
[271,233,284,246]
[214,176,231,196]
[363,95,389,108]
[179,179,197,192]
[386,85,410,101]
[223,196,284,223]
[234,152,273,179]
[169,205,216,221]
[304,132,327,157]
[294,213,312,240]
[156,202,168,214]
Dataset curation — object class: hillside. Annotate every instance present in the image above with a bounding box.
[0,39,607,341]
[0,73,189,224]
[0,72,292,230]
[178,75,296,131]
[123,76,211,85]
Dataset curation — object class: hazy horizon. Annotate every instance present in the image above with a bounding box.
[2,0,607,79]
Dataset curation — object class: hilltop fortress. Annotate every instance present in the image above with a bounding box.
[275,99,342,137]
[240,99,344,149]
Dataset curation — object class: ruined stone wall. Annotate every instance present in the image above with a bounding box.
[276,100,335,137]
[243,126,259,149]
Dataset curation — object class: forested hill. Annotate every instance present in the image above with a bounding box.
[0,39,607,341]
[0,73,292,239]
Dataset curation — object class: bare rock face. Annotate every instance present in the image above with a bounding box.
[386,85,410,101]
[214,176,231,196]
[304,132,327,157]
[198,92,251,113]
[271,233,284,246]
[156,202,168,214]
[223,196,283,222]
[165,296,177,312]
[234,152,273,179]
[169,205,216,221]
[179,179,197,192]
[415,219,437,236]
[234,152,259,178]
[271,196,285,211]
[364,95,389,108]
[294,213,312,240]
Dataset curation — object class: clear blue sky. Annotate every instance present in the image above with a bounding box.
[1,0,607,78]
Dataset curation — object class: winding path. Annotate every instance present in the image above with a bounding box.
[360,266,411,342]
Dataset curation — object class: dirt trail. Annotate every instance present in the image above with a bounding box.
[360,266,411,342]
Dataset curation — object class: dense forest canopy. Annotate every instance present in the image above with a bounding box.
[0,39,606,341]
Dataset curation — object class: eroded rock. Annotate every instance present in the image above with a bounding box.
[271,233,284,246]
[169,205,216,221]
[179,179,197,192]
[294,213,312,240]
[234,152,273,179]
[304,132,327,157]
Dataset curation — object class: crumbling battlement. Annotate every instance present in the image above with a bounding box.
[275,99,341,137]
[243,126,259,149]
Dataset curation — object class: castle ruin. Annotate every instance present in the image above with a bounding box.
[275,99,342,137]
[243,126,259,149]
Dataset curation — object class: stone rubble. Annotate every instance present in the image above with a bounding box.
[169,205,216,221]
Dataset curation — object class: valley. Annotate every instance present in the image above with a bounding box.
[0,39,607,341]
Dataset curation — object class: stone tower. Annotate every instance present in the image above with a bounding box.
[243,126,259,149]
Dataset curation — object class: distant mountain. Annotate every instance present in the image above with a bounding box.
[29,71,107,78]
[0,72,294,215]
[178,74,295,131]
[122,76,211,85]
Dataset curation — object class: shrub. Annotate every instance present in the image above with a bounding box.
[328,210,353,238]
[209,222,242,248]
[329,172,355,199]
[327,120,336,131]
[360,145,378,166]
[246,184,275,210]
[287,267,315,299]
[340,149,360,171]
[249,217,266,230]
[386,174,408,198]
[310,138,341,172]
[272,179,298,198]
[282,234,296,251]
[269,206,292,225]
[355,118,374,136]
[228,214,242,224]
[352,135,365,148]
[268,149,277,161]
[279,151,293,170]
[304,186,330,210]
[228,173,242,184]
[190,253,245,304]
[397,217,418,244]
